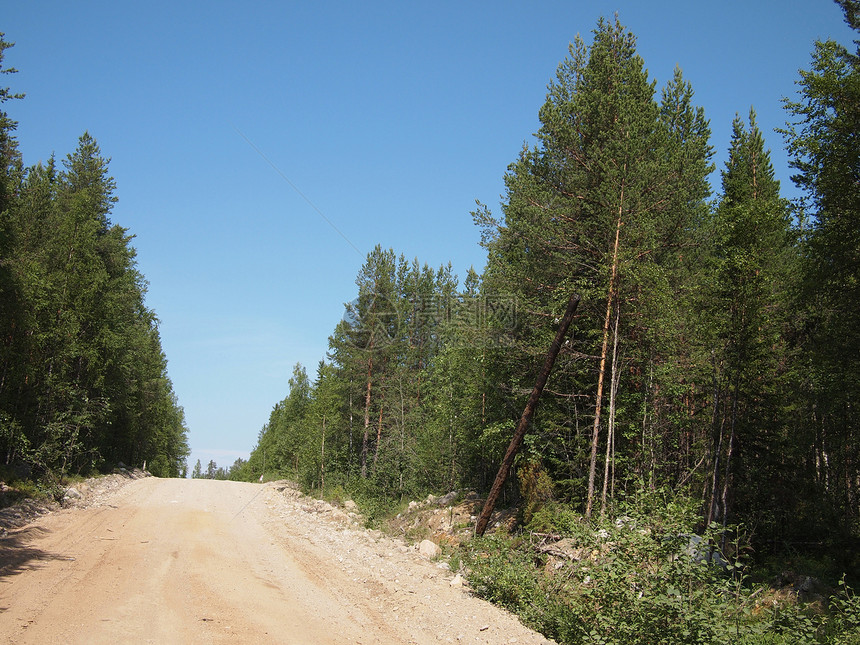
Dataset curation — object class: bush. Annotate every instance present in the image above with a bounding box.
[460,488,860,644]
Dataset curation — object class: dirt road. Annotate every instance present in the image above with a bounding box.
[0,477,553,644]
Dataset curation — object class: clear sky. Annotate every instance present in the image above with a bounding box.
[3,1,855,473]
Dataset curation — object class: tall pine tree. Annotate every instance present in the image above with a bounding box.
[782,0,860,538]
[480,17,712,514]
[701,110,794,538]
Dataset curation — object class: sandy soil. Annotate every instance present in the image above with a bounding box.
[0,477,554,644]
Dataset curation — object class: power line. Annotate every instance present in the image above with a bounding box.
[232,125,363,257]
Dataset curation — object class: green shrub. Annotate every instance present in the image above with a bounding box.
[460,488,860,644]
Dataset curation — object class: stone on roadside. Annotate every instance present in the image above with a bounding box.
[436,491,458,506]
[418,539,440,559]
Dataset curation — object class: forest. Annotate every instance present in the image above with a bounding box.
[230,5,860,643]
[0,36,189,485]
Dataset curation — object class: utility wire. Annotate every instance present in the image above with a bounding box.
[232,125,363,257]
[230,482,268,522]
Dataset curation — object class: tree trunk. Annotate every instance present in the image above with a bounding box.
[449,372,456,490]
[348,389,353,477]
[372,367,387,470]
[707,352,726,529]
[360,350,373,478]
[719,375,740,549]
[373,400,384,468]
[476,294,580,537]
[587,178,625,518]
[320,414,326,495]
[600,301,621,516]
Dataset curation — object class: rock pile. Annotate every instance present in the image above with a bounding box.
[0,466,150,536]
[62,467,150,509]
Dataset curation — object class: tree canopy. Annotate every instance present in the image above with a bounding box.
[0,34,188,481]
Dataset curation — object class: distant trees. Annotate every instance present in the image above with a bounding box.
[0,34,188,478]
[243,247,485,499]
[187,457,246,480]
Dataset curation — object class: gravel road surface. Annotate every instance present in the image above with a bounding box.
[0,477,554,644]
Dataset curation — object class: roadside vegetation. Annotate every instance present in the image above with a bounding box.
[461,488,860,644]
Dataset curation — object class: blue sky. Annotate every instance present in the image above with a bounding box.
[4,1,854,472]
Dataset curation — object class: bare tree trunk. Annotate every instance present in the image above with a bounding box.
[399,375,406,496]
[600,302,621,516]
[320,414,326,495]
[348,389,353,477]
[372,367,387,470]
[476,294,580,537]
[360,350,373,478]
[706,371,723,528]
[373,399,384,468]
[449,373,456,490]
[481,348,487,426]
[719,377,740,549]
[587,178,625,518]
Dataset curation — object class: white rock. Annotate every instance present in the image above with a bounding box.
[418,539,440,559]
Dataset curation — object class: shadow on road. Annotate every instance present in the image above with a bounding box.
[0,525,65,587]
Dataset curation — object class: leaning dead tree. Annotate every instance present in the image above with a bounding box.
[475,294,581,537]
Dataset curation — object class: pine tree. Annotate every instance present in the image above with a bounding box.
[340,246,398,478]
[702,110,794,536]
[782,0,860,535]
[481,17,712,515]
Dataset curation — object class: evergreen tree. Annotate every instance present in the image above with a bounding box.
[480,17,712,515]
[782,0,860,537]
[0,33,26,465]
[0,39,188,477]
[0,32,23,214]
[701,110,794,537]
[245,363,312,480]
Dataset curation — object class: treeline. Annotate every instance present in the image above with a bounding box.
[190,458,246,480]
[0,35,189,480]
[239,9,858,563]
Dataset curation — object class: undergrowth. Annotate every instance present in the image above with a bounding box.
[460,488,860,645]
